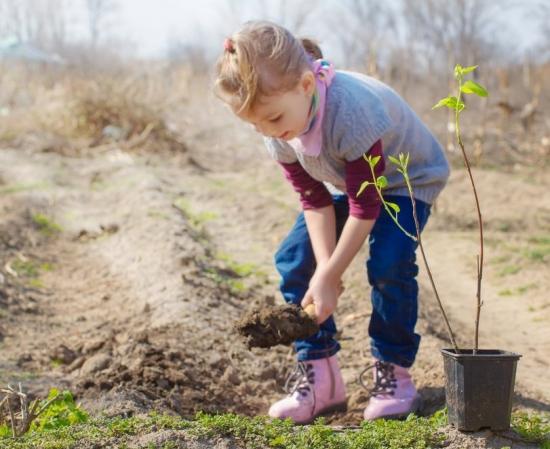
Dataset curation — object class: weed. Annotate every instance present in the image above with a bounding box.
[11,260,40,278]
[0,182,50,195]
[528,235,550,245]
[31,389,88,432]
[31,213,62,236]
[498,265,521,277]
[173,197,217,233]
[9,258,52,289]
[512,412,550,446]
[524,246,550,263]
[3,406,548,449]
[147,209,170,219]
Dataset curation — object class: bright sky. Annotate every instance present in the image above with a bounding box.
[91,0,545,60]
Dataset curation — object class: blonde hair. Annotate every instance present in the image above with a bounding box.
[214,21,323,113]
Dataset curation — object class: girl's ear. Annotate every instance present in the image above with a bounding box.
[300,71,316,96]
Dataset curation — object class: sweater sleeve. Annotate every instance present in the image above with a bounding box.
[345,139,385,220]
[278,161,333,210]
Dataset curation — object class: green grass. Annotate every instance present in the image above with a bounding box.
[10,258,53,288]
[31,213,62,236]
[203,266,247,294]
[524,246,550,263]
[498,283,538,297]
[147,209,170,219]
[0,182,50,195]
[173,197,217,230]
[202,253,269,295]
[497,265,521,277]
[0,410,446,449]
[512,412,550,447]
[2,403,548,449]
[215,252,268,280]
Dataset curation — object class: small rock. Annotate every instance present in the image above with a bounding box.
[17,353,33,366]
[221,366,240,385]
[207,353,223,368]
[100,223,119,234]
[80,353,112,375]
[102,125,127,141]
[82,338,106,354]
[50,344,78,364]
[68,356,86,372]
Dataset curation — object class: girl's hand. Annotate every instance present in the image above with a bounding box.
[301,265,344,324]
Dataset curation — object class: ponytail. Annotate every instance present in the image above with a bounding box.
[300,38,323,60]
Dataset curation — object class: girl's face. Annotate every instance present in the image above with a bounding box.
[233,71,316,140]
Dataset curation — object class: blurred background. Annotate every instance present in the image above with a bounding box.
[0,0,549,167]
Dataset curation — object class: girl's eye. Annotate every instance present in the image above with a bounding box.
[269,115,282,123]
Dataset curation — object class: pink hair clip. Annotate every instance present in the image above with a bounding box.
[224,38,235,53]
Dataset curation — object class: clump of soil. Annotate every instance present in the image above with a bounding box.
[235,304,319,349]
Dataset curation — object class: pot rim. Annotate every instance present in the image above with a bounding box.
[441,348,522,360]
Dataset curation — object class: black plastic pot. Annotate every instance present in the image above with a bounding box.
[441,349,521,431]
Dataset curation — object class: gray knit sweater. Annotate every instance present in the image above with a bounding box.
[264,71,450,205]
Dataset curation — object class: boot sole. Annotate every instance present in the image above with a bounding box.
[367,396,423,421]
[298,401,348,425]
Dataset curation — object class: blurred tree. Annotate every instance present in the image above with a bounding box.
[401,0,506,76]
[326,0,397,72]
[86,0,118,49]
[0,0,69,51]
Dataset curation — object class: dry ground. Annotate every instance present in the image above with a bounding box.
[0,88,548,448]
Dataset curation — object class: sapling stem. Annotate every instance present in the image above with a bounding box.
[433,64,488,354]
[364,159,417,241]
[361,155,459,352]
[454,71,485,354]
[399,164,459,353]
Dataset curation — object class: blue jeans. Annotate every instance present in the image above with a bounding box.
[274,194,431,368]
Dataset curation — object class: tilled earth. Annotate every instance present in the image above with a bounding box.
[0,110,549,447]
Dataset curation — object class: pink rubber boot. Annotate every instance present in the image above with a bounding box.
[268,354,347,424]
[361,359,422,420]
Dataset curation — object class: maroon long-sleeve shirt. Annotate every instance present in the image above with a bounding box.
[278,140,385,220]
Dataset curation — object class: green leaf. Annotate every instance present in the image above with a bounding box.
[432,96,453,109]
[356,181,371,197]
[388,155,400,165]
[399,152,410,168]
[461,80,488,97]
[368,155,381,168]
[462,65,478,74]
[454,64,463,80]
[387,201,400,213]
[376,176,388,188]
[432,96,464,111]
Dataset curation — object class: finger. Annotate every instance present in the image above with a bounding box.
[315,302,325,324]
[301,290,313,308]
[316,306,330,325]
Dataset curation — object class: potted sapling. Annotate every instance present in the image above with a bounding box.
[358,64,521,431]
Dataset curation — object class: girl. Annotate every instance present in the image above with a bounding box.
[214,21,449,424]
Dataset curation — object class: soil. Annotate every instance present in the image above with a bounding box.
[235,304,319,349]
[0,96,548,448]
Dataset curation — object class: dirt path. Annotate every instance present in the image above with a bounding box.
[0,127,548,442]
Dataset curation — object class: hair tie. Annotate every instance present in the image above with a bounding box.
[224,38,235,54]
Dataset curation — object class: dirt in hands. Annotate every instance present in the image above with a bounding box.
[235,304,319,349]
